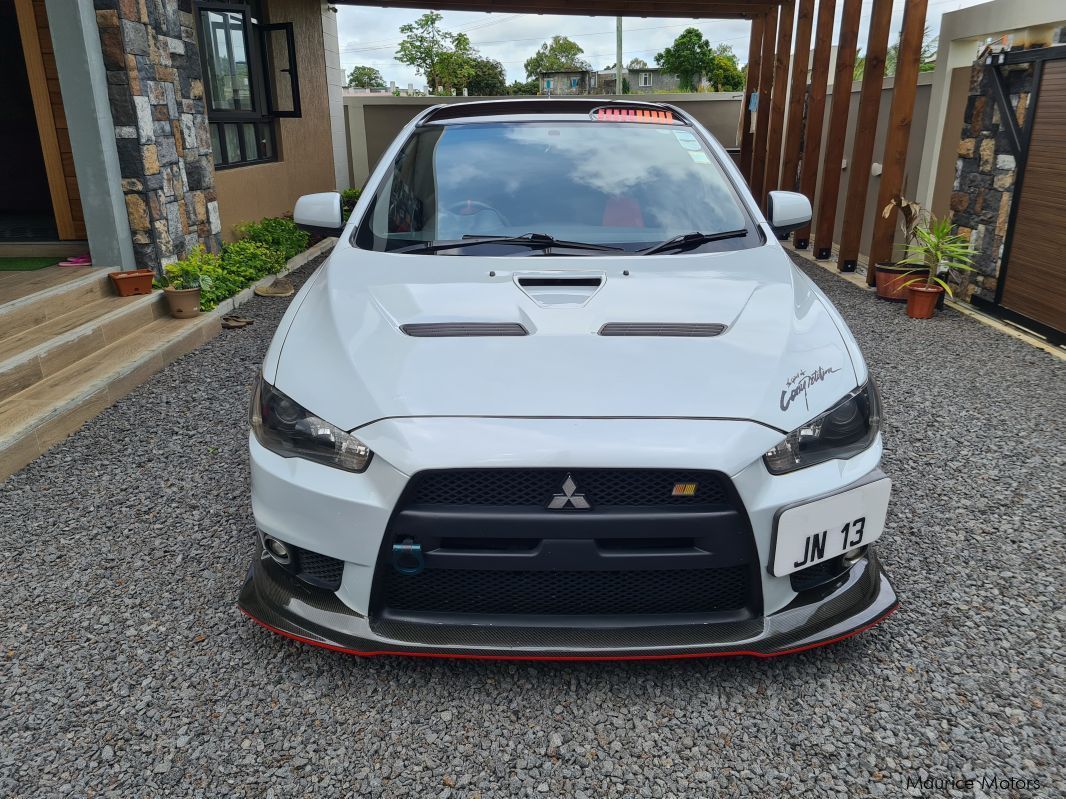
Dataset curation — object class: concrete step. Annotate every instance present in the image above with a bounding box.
[0,268,114,340]
[0,313,220,483]
[0,292,169,402]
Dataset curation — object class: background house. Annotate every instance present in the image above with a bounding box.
[540,67,683,95]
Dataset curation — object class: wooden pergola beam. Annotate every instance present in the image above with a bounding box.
[739,14,765,182]
[867,0,930,278]
[761,0,795,208]
[837,0,894,272]
[794,0,836,249]
[779,0,814,193]
[749,6,778,208]
[334,0,777,17]
[813,0,862,259]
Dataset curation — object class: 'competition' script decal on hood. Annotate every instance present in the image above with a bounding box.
[780,366,841,412]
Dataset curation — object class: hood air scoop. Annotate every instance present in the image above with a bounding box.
[401,322,528,337]
[599,323,726,337]
[515,273,604,308]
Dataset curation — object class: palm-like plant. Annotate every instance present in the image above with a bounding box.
[898,215,975,297]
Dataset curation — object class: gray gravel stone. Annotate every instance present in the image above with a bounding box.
[0,250,1062,797]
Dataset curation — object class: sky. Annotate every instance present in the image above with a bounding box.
[335,0,991,89]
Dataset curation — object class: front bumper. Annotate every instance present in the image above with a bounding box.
[238,546,897,660]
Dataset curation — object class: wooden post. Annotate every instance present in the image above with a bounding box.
[779,0,814,194]
[793,0,836,249]
[837,0,894,271]
[867,0,930,281]
[739,15,765,182]
[762,0,795,209]
[749,6,777,203]
[812,0,863,260]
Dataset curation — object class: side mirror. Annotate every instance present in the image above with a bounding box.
[766,191,812,238]
[293,192,343,234]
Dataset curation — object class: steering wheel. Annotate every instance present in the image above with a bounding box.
[446,200,510,227]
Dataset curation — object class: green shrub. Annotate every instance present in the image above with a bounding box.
[341,188,362,222]
[163,246,231,311]
[234,217,309,262]
[222,239,285,284]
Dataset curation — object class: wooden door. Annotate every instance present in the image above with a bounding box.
[999,59,1066,335]
[13,0,85,240]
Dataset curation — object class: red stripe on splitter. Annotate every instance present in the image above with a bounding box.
[238,604,898,661]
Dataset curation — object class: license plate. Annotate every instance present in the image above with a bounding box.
[771,478,892,577]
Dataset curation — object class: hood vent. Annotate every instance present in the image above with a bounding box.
[517,276,602,288]
[598,323,726,337]
[400,322,528,337]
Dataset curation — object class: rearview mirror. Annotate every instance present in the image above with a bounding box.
[293,192,343,234]
[766,191,812,238]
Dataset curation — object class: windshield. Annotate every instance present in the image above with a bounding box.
[354,120,755,255]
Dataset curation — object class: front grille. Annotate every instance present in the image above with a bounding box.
[371,468,758,626]
[379,565,750,616]
[405,469,732,508]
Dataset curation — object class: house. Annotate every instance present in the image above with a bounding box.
[5,0,349,273]
[539,67,683,96]
[539,70,592,96]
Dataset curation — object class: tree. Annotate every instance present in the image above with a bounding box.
[705,43,744,91]
[655,28,713,91]
[524,36,590,80]
[627,57,648,69]
[434,32,476,93]
[347,65,384,89]
[396,12,447,89]
[656,31,743,92]
[507,78,540,96]
[467,56,507,96]
[854,28,938,80]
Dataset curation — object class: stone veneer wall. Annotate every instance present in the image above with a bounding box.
[94,0,220,272]
[948,60,1033,303]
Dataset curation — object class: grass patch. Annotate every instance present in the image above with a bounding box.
[0,257,60,272]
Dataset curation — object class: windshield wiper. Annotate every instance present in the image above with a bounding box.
[640,228,749,256]
[395,233,624,255]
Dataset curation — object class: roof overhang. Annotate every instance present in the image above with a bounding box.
[331,1,776,20]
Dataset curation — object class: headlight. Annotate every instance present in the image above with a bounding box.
[250,376,372,472]
[764,381,881,474]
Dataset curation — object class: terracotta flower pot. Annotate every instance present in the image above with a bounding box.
[906,284,943,319]
[874,263,926,302]
[109,269,155,297]
[164,287,201,318]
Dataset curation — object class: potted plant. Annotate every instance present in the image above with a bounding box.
[898,215,976,319]
[109,269,156,297]
[876,194,927,302]
[161,257,214,319]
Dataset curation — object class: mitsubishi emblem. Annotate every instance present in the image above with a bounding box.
[547,474,590,510]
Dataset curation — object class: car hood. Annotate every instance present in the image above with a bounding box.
[271,242,859,433]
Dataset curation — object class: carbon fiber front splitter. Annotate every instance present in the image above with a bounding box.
[238,551,898,660]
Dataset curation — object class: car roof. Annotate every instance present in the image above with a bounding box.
[418,98,690,126]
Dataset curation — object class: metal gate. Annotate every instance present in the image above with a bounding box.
[987,51,1066,344]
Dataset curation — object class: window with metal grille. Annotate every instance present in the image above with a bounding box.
[194,0,300,168]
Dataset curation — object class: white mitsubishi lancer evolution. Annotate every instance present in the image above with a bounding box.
[239,99,897,659]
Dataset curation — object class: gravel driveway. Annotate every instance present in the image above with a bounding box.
[1,250,1062,798]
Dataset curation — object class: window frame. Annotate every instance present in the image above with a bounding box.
[195,1,269,121]
[640,72,652,87]
[261,21,302,118]
[194,0,301,169]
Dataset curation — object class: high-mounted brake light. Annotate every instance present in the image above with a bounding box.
[595,107,675,124]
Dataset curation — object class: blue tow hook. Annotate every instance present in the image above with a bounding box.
[391,538,424,575]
